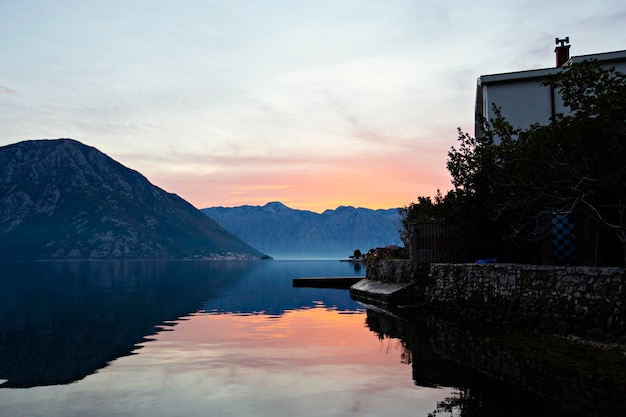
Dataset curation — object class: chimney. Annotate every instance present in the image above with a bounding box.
[555,37,571,67]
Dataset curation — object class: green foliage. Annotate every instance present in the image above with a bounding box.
[398,190,458,246]
[492,62,626,262]
[453,61,626,264]
[447,119,518,260]
[390,245,409,259]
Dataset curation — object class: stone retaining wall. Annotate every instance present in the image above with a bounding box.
[426,263,625,344]
[365,259,413,283]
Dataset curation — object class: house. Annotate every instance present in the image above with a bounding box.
[475,38,626,140]
[473,39,626,266]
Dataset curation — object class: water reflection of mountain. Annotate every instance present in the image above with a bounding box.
[364,307,626,417]
[0,260,362,388]
[202,260,364,315]
[0,260,256,388]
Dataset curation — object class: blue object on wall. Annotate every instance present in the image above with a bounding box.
[552,213,576,262]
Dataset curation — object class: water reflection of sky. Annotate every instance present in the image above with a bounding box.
[0,304,452,417]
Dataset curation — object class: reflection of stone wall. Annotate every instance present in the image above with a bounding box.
[366,308,626,417]
[427,263,625,344]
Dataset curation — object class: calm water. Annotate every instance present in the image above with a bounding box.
[0,260,624,417]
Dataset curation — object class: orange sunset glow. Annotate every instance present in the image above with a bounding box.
[65,304,452,417]
[150,306,410,371]
[144,143,452,212]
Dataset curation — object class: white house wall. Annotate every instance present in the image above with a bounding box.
[482,80,554,131]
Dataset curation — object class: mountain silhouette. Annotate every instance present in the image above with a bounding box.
[0,139,267,260]
[203,201,401,258]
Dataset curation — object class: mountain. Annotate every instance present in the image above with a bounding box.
[0,139,268,260]
[202,202,402,259]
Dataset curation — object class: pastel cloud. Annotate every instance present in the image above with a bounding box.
[0,1,624,211]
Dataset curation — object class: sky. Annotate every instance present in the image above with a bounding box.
[1,1,625,212]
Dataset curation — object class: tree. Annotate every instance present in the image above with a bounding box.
[398,190,457,245]
[398,188,493,262]
[398,194,440,246]
[452,61,626,265]
[446,123,516,261]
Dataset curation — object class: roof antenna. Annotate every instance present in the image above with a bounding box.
[555,36,570,48]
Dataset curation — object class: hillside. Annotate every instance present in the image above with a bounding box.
[202,202,401,259]
[0,139,268,260]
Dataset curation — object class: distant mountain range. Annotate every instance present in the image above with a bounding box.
[202,202,402,259]
[0,139,268,260]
